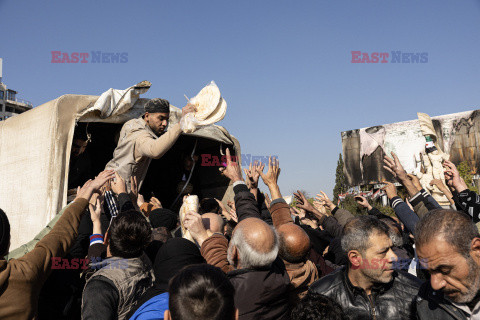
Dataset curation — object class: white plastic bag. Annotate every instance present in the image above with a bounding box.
[179,195,199,242]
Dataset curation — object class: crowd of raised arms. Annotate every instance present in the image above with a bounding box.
[1,148,480,320]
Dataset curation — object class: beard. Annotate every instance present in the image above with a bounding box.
[447,256,480,304]
[362,264,394,284]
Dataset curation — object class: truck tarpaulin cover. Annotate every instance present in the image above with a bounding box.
[0,83,240,252]
[341,109,480,187]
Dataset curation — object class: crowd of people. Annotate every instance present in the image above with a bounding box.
[0,100,480,320]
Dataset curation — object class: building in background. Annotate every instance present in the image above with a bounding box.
[0,58,33,120]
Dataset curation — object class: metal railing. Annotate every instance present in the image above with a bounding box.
[14,97,33,107]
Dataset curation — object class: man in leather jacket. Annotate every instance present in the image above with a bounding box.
[310,216,422,320]
[415,209,480,320]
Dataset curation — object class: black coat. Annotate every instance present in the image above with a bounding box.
[310,267,422,320]
[227,258,291,320]
[416,282,471,320]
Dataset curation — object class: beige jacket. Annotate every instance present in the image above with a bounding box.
[105,117,182,191]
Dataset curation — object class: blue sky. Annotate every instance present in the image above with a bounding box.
[1,0,480,198]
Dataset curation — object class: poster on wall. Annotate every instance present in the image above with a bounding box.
[341,109,480,206]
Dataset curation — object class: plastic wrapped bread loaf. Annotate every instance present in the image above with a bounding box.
[179,195,199,242]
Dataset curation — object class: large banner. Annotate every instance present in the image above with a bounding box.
[341,109,480,187]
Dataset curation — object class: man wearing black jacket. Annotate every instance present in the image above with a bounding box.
[416,209,480,320]
[310,216,422,320]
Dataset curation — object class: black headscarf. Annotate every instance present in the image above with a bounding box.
[128,238,205,317]
[144,98,170,114]
[149,208,178,232]
[153,237,205,290]
[0,209,10,257]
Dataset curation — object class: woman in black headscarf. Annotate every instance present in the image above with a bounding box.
[127,237,205,320]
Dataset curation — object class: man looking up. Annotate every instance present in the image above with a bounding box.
[106,98,195,191]
[416,209,480,320]
[310,216,422,319]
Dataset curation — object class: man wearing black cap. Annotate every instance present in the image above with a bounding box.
[106,98,195,191]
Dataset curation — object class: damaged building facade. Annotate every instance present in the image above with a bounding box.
[341,109,480,206]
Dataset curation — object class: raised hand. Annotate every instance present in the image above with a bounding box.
[89,195,103,236]
[258,157,280,187]
[227,200,236,212]
[184,211,209,246]
[229,207,238,223]
[244,161,264,189]
[294,190,315,213]
[110,172,127,195]
[75,170,115,201]
[150,197,162,209]
[89,196,103,224]
[257,156,282,200]
[429,178,444,188]
[219,148,243,183]
[407,174,423,191]
[181,103,196,117]
[91,170,116,191]
[137,193,145,208]
[443,160,467,191]
[382,181,398,199]
[316,191,335,211]
[383,152,408,180]
[292,207,318,229]
[291,206,307,219]
[312,200,327,215]
[354,195,370,209]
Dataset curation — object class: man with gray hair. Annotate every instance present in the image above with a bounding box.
[106,98,195,191]
[310,215,422,320]
[184,148,290,320]
[416,209,480,320]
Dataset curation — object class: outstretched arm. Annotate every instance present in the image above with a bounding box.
[220,148,261,221]
[383,152,419,197]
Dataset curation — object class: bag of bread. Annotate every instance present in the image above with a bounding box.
[180,81,227,133]
[179,195,199,242]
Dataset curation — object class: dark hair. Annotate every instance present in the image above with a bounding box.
[149,208,178,231]
[341,216,390,254]
[73,123,89,141]
[291,291,345,320]
[168,264,235,320]
[0,208,10,257]
[224,220,236,241]
[199,198,221,215]
[144,98,170,114]
[108,210,152,258]
[416,209,480,257]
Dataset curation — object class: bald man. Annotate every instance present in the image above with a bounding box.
[185,149,290,320]
[277,224,319,303]
[256,157,319,303]
[201,212,225,235]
